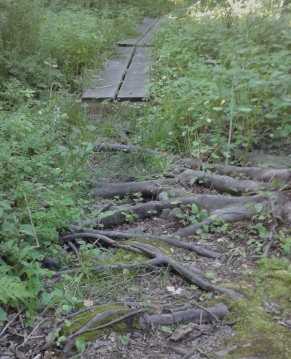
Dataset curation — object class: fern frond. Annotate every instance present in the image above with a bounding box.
[0,275,29,304]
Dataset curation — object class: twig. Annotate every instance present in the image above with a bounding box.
[0,309,24,338]
[17,319,44,348]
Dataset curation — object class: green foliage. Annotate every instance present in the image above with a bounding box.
[135,0,291,159]
[0,275,30,304]
[0,0,140,95]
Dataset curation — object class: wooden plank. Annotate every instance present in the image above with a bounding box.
[137,18,164,46]
[117,47,151,101]
[82,47,133,102]
[118,18,158,47]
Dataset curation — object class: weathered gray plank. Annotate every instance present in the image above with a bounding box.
[138,18,164,46]
[118,18,158,47]
[117,47,151,101]
[82,47,133,102]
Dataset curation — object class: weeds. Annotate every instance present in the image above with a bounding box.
[132,0,291,160]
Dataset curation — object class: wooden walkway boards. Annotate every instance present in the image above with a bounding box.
[82,18,162,104]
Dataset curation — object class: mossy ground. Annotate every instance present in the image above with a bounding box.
[213,259,291,359]
[62,303,142,344]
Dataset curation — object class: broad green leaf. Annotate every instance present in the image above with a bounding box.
[76,337,86,352]
[161,326,172,333]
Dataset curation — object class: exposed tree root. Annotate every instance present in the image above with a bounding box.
[61,148,290,351]
[60,232,243,298]
[246,153,291,168]
[90,178,177,198]
[74,192,288,230]
[94,142,161,156]
[67,227,220,258]
[180,168,273,195]
[183,159,291,182]
[62,303,229,353]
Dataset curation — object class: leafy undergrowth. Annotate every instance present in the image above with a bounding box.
[130,0,291,162]
[0,0,291,358]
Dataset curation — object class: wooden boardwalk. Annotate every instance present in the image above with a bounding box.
[82,18,162,104]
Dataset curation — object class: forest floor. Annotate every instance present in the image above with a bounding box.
[1,140,290,359]
[1,4,291,359]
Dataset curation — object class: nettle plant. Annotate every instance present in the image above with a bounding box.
[140,0,291,160]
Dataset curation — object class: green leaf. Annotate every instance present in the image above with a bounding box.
[76,337,86,353]
[190,285,198,290]
[205,272,215,280]
[170,200,182,205]
[189,177,197,186]
[238,107,252,113]
[0,275,30,304]
[0,307,7,321]
[121,333,131,345]
[41,292,52,305]
[161,326,172,333]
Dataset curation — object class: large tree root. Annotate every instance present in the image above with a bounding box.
[90,178,178,198]
[73,192,287,230]
[59,148,290,354]
[62,302,229,352]
[60,232,243,298]
[94,142,161,156]
[183,159,291,182]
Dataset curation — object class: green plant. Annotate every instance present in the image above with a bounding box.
[177,204,208,227]
[133,0,291,159]
[121,209,139,223]
[121,333,132,345]
[275,229,291,255]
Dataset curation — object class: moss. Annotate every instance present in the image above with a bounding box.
[62,303,142,345]
[106,248,147,265]
[214,272,291,359]
[129,237,172,256]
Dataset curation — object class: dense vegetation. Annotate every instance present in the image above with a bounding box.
[0,0,178,322]
[0,0,290,356]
